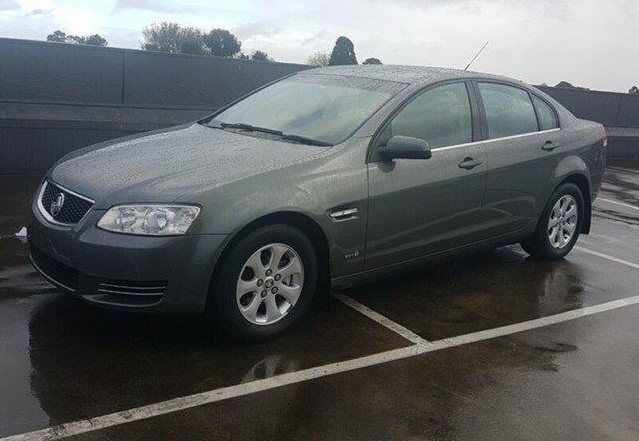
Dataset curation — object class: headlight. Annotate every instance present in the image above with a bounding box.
[97,205,200,236]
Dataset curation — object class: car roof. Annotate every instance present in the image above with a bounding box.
[304,64,521,87]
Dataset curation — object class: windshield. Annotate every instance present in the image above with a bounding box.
[209,74,405,145]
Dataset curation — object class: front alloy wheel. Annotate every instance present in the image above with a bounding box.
[236,243,304,325]
[210,224,318,342]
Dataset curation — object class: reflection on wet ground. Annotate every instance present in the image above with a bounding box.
[1,165,639,440]
[1,292,408,436]
[347,244,639,340]
[70,306,639,441]
[600,160,639,207]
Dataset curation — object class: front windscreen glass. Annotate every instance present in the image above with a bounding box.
[210,74,405,145]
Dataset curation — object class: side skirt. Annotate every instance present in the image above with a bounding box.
[331,228,532,290]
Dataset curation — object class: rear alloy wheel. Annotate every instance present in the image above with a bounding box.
[210,225,318,342]
[547,194,579,250]
[521,182,584,260]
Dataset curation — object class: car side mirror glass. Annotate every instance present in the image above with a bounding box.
[379,136,432,160]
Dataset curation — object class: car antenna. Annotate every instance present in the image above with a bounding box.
[464,41,489,71]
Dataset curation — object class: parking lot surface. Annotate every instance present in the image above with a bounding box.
[1,160,639,441]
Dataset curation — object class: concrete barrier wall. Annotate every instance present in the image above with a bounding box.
[0,38,309,174]
[538,86,639,129]
[1,37,638,174]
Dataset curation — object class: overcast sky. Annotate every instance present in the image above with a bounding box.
[1,0,636,92]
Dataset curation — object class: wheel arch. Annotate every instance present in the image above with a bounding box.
[206,211,331,310]
[559,173,591,234]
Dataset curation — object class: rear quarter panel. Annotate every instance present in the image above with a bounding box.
[529,87,606,203]
[547,120,605,202]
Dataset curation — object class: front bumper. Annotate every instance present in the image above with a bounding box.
[28,202,227,314]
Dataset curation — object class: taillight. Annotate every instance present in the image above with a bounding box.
[599,124,608,148]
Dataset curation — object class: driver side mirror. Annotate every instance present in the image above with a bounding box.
[378,136,432,161]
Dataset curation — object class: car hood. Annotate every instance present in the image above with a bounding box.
[51,123,330,208]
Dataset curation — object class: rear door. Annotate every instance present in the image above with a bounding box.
[365,81,488,269]
[474,82,561,237]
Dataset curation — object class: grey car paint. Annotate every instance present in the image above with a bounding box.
[29,65,606,314]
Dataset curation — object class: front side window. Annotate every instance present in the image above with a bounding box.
[211,74,404,145]
[532,95,559,130]
[478,83,538,139]
[388,83,473,149]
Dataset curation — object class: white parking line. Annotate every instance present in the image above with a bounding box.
[575,246,639,271]
[5,294,639,441]
[597,197,639,211]
[333,293,429,345]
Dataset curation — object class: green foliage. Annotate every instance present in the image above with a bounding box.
[555,81,575,88]
[142,22,207,54]
[204,29,242,57]
[329,36,357,66]
[46,30,67,43]
[306,51,330,67]
[363,57,382,65]
[46,30,107,47]
[555,81,589,90]
[141,23,242,57]
[250,50,272,62]
[83,35,108,46]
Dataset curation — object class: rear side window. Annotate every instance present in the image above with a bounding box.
[478,83,538,139]
[532,95,559,130]
[389,83,472,149]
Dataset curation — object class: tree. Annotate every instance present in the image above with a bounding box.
[142,22,184,53]
[46,30,108,46]
[630,86,639,95]
[79,34,108,46]
[306,51,330,67]
[555,81,575,88]
[204,29,241,57]
[177,27,207,55]
[178,32,208,55]
[329,36,357,66]
[141,23,243,57]
[363,57,382,65]
[46,30,67,43]
[250,50,272,62]
[142,22,207,54]
[555,81,589,90]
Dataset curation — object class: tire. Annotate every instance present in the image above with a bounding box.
[209,224,318,342]
[521,182,584,260]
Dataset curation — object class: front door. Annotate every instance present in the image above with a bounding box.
[365,82,487,270]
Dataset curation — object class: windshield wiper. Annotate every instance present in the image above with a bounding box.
[219,122,283,136]
[280,134,333,147]
[206,121,332,146]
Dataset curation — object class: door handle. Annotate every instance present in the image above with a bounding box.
[458,157,483,170]
[542,140,560,151]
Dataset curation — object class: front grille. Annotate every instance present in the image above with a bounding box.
[29,243,79,291]
[39,181,93,225]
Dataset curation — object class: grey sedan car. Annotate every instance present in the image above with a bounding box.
[29,66,606,341]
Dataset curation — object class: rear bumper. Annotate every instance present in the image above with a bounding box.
[28,203,227,314]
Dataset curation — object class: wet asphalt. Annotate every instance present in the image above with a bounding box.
[1,161,639,440]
